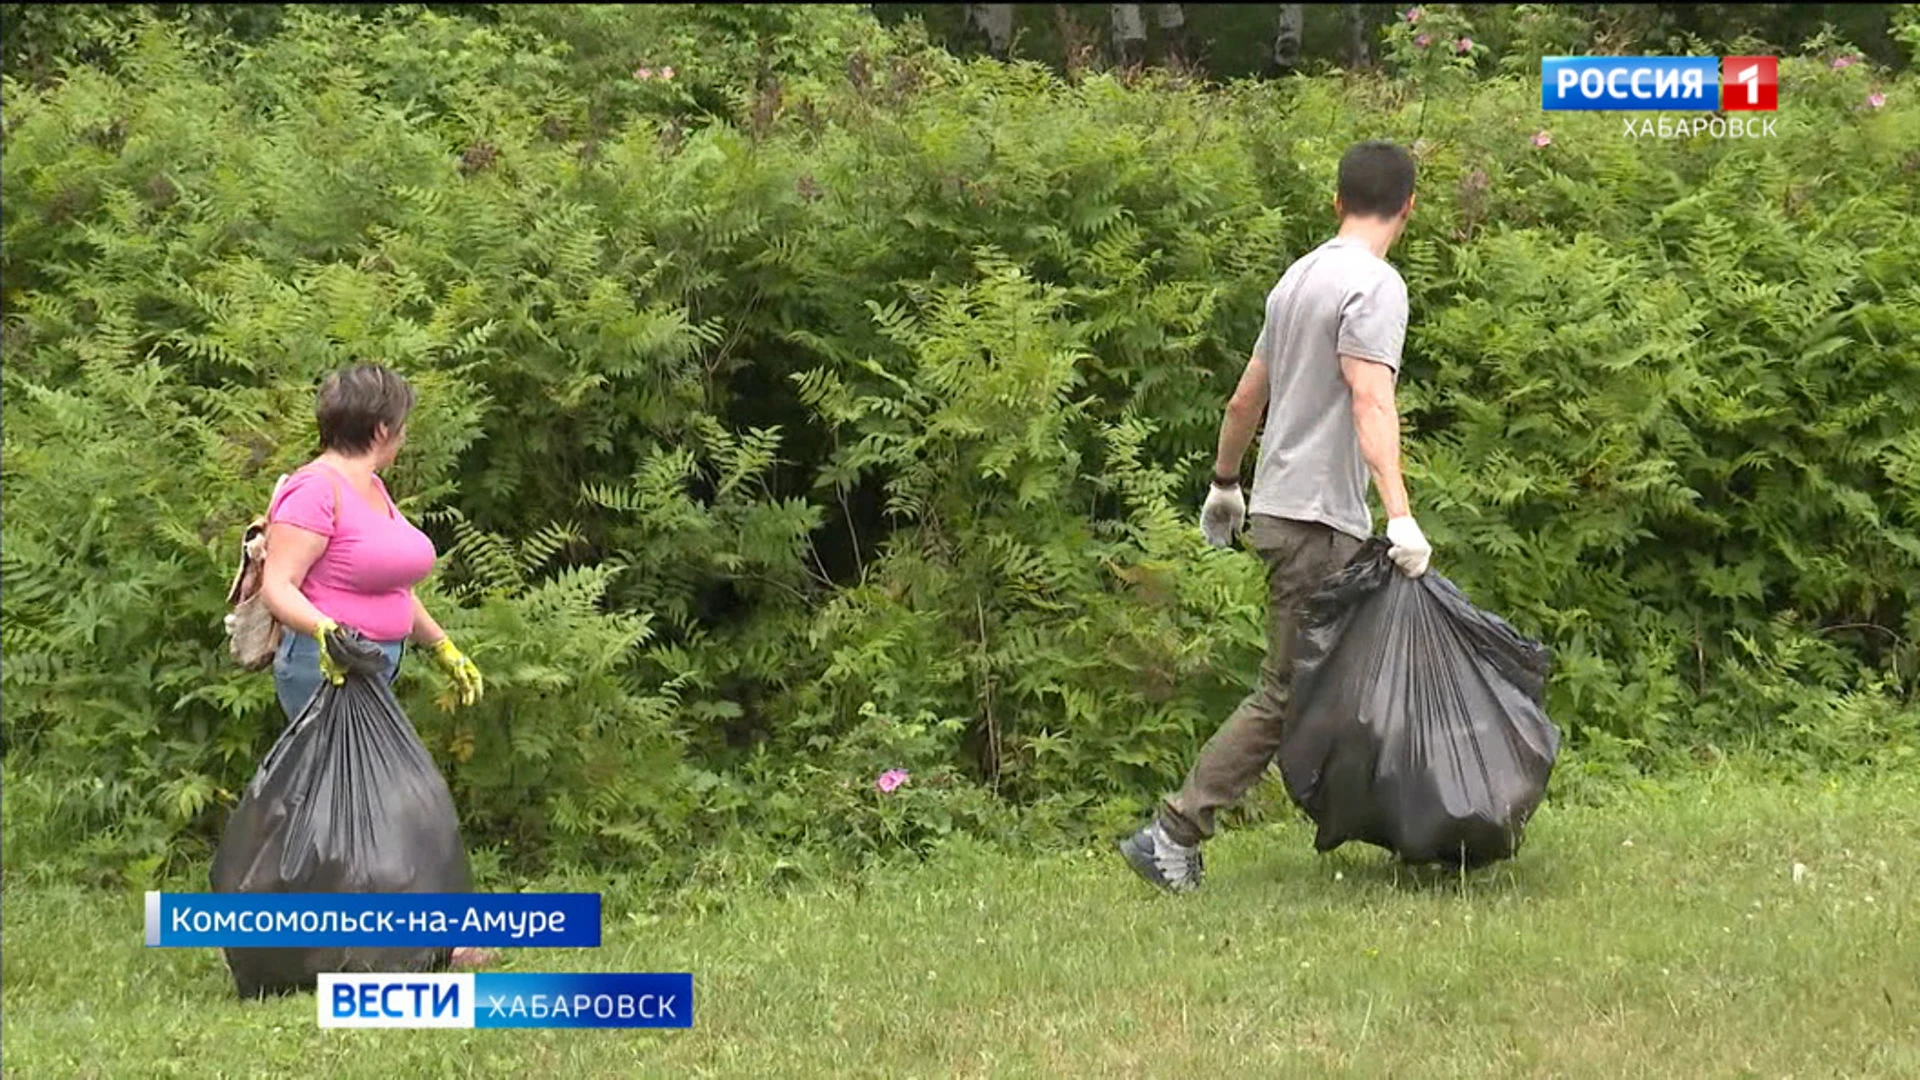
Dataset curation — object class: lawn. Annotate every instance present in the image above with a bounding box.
[4,770,1917,1078]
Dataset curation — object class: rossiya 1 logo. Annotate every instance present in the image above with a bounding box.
[1720,57,1779,111]
[1541,56,1779,140]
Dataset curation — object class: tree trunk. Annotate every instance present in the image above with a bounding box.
[966,3,1014,59]
[1344,3,1371,69]
[1270,4,1304,76]
[1152,4,1188,67]
[1110,4,1146,68]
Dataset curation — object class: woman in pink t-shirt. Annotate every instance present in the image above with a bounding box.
[259,363,483,721]
[257,363,490,969]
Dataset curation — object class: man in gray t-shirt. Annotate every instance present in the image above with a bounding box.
[1245,235,1409,539]
[1120,141,1432,893]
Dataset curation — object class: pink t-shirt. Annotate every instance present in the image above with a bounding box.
[268,462,436,642]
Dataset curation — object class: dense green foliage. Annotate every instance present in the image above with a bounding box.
[4,4,1917,889]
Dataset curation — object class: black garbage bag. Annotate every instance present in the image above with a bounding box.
[211,628,470,998]
[1278,539,1560,867]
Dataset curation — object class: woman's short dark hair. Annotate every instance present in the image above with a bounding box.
[1337,140,1417,220]
[315,363,416,454]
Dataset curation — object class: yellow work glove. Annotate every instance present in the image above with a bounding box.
[313,618,349,686]
[429,638,484,708]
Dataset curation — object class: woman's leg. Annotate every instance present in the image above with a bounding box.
[378,641,405,684]
[275,636,404,721]
[450,946,496,969]
[272,632,323,722]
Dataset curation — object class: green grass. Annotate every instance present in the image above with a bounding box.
[5,771,1918,1078]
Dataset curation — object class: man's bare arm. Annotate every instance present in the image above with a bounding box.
[1341,354,1410,519]
[1214,353,1268,480]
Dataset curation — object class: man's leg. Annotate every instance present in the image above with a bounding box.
[1155,662,1288,848]
[1159,517,1357,845]
[1119,517,1361,890]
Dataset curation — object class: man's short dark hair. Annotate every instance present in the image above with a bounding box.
[316,363,416,454]
[1337,141,1416,220]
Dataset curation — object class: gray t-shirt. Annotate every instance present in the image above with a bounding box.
[1246,236,1409,541]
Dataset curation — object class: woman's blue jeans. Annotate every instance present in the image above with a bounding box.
[273,631,405,721]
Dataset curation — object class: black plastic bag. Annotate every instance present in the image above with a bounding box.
[1278,539,1560,867]
[211,629,470,998]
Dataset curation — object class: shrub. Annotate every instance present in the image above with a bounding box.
[4,6,1916,888]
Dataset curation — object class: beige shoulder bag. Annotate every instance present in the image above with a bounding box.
[224,470,340,671]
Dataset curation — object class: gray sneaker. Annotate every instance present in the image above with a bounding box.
[1117,820,1203,893]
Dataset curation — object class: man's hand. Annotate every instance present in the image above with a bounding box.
[1385,515,1431,578]
[1202,351,1266,550]
[1200,482,1247,548]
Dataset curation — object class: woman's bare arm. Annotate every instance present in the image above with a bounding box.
[259,524,335,636]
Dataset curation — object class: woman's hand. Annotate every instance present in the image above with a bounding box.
[409,594,482,708]
[313,618,349,685]
[428,638,484,708]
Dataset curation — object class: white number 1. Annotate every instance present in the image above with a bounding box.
[1736,64,1759,105]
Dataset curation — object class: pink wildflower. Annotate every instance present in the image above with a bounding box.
[1532,130,1553,148]
[1455,37,1473,55]
[660,66,676,80]
[1406,7,1422,22]
[634,66,654,81]
[875,768,910,794]
[1830,55,1857,71]
[1416,33,1431,48]
[1867,92,1886,109]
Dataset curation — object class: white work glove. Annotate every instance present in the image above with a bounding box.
[1199,481,1246,548]
[1385,515,1432,578]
